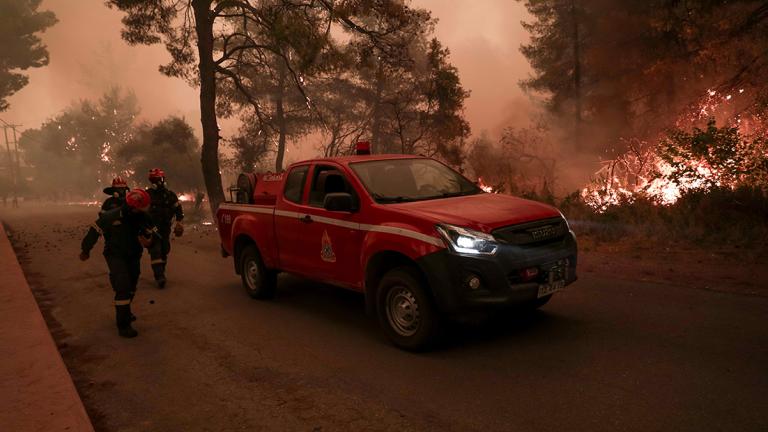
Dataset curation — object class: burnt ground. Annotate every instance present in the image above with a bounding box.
[1,203,767,432]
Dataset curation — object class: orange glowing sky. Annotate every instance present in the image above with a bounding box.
[4,0,534,144]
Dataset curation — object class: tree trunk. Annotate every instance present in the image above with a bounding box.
[571,0,583,150]
[275,64,287,172]
[192,0,225,217]
[370,59,385,153]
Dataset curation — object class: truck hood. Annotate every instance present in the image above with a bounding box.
[388,193,561,232]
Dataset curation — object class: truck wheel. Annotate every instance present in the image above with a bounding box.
[376,267,442,351]
[239,245,277,299]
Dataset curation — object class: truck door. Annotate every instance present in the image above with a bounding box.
[299,164,365,289]
[274,165,311,274]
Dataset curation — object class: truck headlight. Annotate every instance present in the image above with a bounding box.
[436,224,498,255]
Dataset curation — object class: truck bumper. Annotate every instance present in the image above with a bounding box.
[416,231,578,316]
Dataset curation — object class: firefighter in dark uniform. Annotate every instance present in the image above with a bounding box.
[146,168,184,288]
[101,176,130,212]
[79,189,158,338]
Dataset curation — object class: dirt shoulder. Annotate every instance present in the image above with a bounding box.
[578,234,768,297]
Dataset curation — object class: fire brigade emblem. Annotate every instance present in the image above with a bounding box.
[320,230,336,263]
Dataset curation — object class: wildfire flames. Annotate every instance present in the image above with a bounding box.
[477,177,494,193]
[581,88,764,212]
[580,154,719,212]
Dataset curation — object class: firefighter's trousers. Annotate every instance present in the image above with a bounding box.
[150,225,172,281]
[105,255,140,329]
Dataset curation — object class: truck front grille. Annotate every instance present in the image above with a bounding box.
[492,217,568,246]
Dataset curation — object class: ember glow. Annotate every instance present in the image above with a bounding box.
[66,200,100,206]
[581,155,720,212]
[477,177,494,193]
[581,87,764,212]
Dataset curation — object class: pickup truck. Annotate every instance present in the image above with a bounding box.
[217,154,577,349]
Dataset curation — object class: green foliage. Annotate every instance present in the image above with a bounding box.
[0,0,57,111]
[559,186,768,247]
[517,0,768,152]
[116,116,203,192]
[107,0,470,171]
[343,29,470,164]
[18,88,202,196]
[19,87,139,195]
[519,0,585,116]
[466,125,557,196]
[657,119,768,190]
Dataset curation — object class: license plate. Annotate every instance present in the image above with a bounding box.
[537,279,565,298]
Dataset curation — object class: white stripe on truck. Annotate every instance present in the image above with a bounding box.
[218,203,444,248]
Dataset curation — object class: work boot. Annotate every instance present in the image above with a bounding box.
[152,263,166,288]
[118,325,138,338]
[115,304,137,336]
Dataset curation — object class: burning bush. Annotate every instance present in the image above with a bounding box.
[658,120,768,191]
[582,119,768,212]
[563,185,768,248]
[466,125,557,197]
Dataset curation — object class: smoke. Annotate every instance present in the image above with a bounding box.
[3,0,199,132]
[4,0,599,195]
[414,0,535,136]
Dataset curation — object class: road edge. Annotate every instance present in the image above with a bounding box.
[0,222,95,432]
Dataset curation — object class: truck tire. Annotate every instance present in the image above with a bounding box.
[239,245,277,299]
[376,267,442,351]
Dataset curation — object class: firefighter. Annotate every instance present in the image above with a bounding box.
[79,189,158,338]
[146,168,184,288]
[101,176,130,212]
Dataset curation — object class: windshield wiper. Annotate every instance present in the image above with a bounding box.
[372,193,415,203]
[423,190,480,200]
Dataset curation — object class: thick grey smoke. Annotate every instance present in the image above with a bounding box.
[3,0,199,131]
[5,0,535,141]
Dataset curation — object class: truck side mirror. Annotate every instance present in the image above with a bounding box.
[323,192,354,212]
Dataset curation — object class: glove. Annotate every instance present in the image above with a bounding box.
[174,222,184,237]
[138,235,153,248]
[79,251,89,261]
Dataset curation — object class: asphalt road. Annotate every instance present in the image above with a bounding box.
[3,205,767,432]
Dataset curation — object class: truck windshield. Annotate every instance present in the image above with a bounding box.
[350,158,482,204]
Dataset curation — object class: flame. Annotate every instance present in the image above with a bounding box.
[178,193,194,202]
[477,177,494,193]
[582,86,764,212]
[581,151,727,212]
[66,200,100,206]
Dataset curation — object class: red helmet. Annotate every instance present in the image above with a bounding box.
[125,188,151,211]
[112,177,128,188]
[148,168,166,183]
[103,176,129,195]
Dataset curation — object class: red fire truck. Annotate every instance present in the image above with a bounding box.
[217,152,577,349]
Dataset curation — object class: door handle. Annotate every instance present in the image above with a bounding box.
[300,214,313,224]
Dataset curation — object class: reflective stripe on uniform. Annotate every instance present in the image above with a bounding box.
[114,299,131,306]
[112,220,122,226]
[151,259,165,264]
[91,223,103,235]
